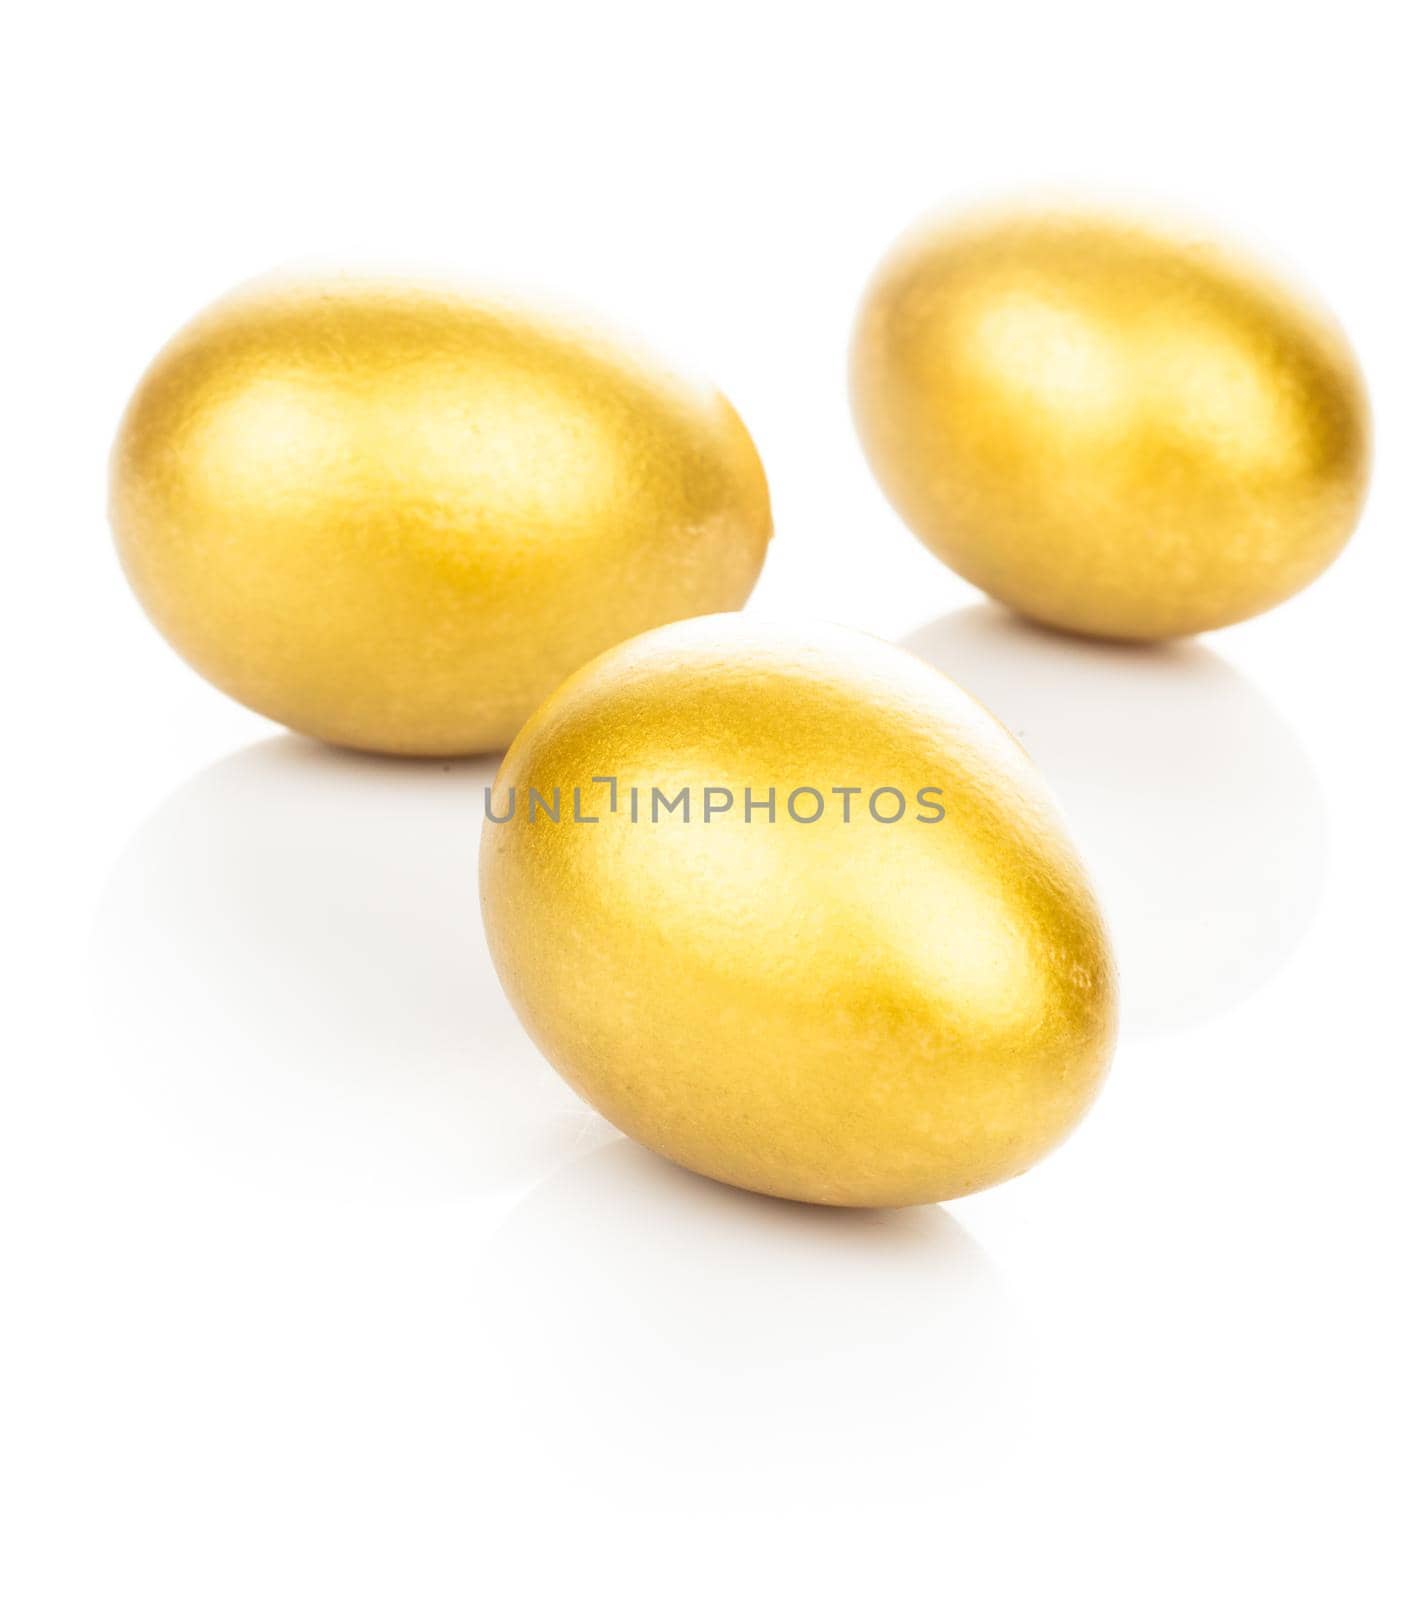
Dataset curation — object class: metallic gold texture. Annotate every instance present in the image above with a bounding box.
[851,206,1370,639]
[480,616,1117,1207]
[110,276,772,754]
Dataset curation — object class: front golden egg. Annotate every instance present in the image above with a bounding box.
[109,276,772,754]
[851,206,1370,639]
[480,616,1117,1207]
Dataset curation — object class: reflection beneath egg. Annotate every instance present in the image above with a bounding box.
[478,1138,1020,1497]
[88,736,600,1199]
[902,605,1326,1034]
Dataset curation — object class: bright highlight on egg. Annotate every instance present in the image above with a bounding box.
[480,616,1118,1208]
[109,275,772,755]
[851,204,1371,639]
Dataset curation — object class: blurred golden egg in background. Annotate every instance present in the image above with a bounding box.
[851,205,1370,639]
[480,616,1117,1208]
[110,276,772,754]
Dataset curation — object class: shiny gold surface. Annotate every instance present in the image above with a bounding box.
[851,206,1370,639]
[480,616,1117,1207]
[110,276,772,754]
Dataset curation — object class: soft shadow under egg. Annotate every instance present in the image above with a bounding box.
[902,604,1327,1034]
[87,735,599,1199]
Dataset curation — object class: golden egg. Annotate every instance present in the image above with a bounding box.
[480,616,1117,1207]
[851,205,1370,639]
[109,276,772,754]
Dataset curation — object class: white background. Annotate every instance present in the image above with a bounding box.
[5,3,1419,1594]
